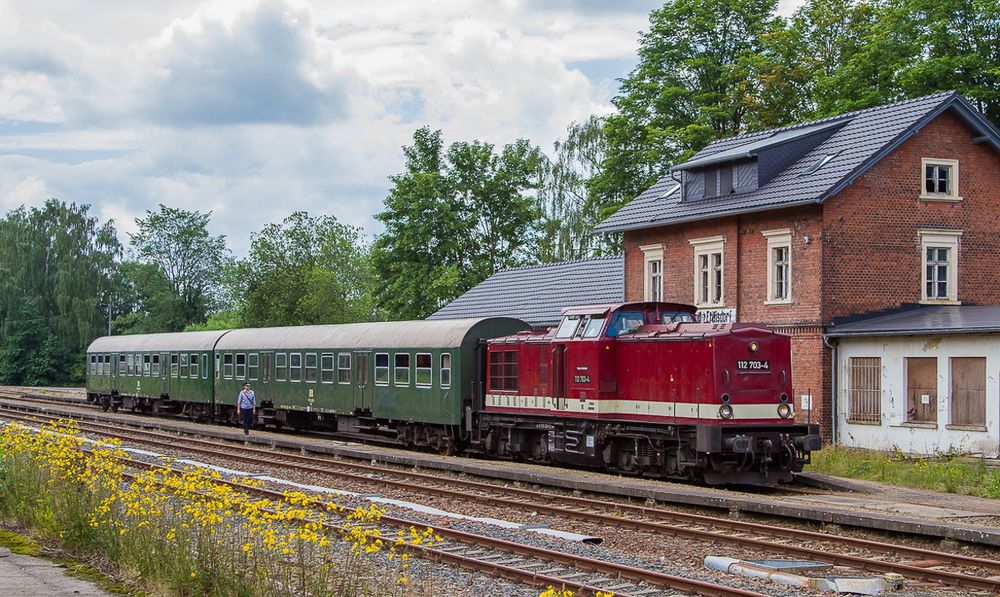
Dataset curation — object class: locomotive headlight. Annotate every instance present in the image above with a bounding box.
[719,404,734,419]
[777,403,793,419]
[749,342,759,352]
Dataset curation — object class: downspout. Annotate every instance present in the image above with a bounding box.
[822,333,837,445]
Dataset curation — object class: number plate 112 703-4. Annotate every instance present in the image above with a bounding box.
[737,360,769,371]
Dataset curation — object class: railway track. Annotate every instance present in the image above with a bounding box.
[2,403,998,593]
[5,411,766,597]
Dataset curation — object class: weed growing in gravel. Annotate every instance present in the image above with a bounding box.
[807,445,1000,498]
[0,419,439,596]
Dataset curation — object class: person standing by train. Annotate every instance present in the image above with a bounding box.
[237,382,256,436]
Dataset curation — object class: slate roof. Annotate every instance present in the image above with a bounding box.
[826,306,1000,337]
[595,91,1000,233]
[427,256,624,327]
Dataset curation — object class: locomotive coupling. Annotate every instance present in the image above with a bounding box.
[723,435,753,453]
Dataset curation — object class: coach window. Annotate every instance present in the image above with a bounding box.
[374,353,389,386]
[126,354,133,375]
[394,353,410,386]
[169,354,177,378]
[305,353,318,383]
[152,354,161,377]
[201,354,208,379]
[555,315,581,339]
[275,353,287,381]
[223,353,234,379]
[338,353,351,384]
[118,354,127,375]
[180,353,189,378]
[290,353,302,382]
[235,353,247,380]
[320,354,334,383]
[143,354,151,376]
[190,353,200,378]
[248,353,259,381]
[416,353,432,388]
[440,353,452,389]
[215,353,220,379]
[89,355,95,375]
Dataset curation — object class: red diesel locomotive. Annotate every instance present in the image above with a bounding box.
[478,301,821,485]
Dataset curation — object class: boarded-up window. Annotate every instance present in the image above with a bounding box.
[847,357,881,424]
[950,357,986,426]
[906,357,937,423]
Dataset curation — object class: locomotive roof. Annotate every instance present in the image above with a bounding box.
[215,317,526,350]
[87,330,230,353]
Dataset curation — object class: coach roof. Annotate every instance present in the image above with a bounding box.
[215,317,525,351]
[87,330,229,353]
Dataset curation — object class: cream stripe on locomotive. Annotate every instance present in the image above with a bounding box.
[485,394,790,420]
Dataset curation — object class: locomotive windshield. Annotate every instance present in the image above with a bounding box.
[606,311,645,337]
[582,315,605,338]
[555,315,581,338]
[661,310,695,323]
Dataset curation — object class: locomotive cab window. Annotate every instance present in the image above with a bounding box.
[394,353,410,386]
[662,310,695,323]
[440,353,452,389]
[582,315,606,338]
[374,353,389,386]
[223,353,234,379]
[606,311,646,337]
[555,315,581,339]
[290,353,302,382]
[190,353,200,378]
[415,353,432,388]
[275,353,287,381]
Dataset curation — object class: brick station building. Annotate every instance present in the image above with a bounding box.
[594,91,1000,440]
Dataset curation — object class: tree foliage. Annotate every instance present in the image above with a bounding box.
[123,205,230,332]
[0,200,120,384]
[235,212,377,328]
[372,127,543,320]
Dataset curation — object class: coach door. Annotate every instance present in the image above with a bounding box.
[258,352,272,406]
[353,351,371,412]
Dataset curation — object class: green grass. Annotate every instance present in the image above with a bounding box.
[806,446,1000,498]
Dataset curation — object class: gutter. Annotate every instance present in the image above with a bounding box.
[593,198,818,235]
[822,333,838,446]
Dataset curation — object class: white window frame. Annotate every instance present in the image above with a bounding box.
[415,352,433,388]
[640,243,664,302]
[337,353,351,384]
[394,353,411,387]
[690,236,725,308]
[920,158,961,202]
[918,229,961,304]
[374,352,389,386]
[763,228,792,305]
[320,353,335,384]
[440,353,452,389]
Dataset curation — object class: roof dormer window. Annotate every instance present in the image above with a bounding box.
[702,164,734,199]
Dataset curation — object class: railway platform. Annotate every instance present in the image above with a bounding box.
[0,547,109,596]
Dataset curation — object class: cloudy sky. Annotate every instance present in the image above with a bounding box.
[0,0,802,255]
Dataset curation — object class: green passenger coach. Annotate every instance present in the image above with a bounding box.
[213,318,527,449]
[86,331,227,415]
[85,318,528,449]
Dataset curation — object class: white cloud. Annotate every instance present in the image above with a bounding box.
[0,0,663,255]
